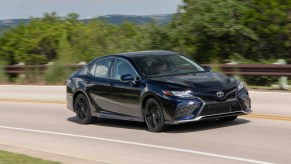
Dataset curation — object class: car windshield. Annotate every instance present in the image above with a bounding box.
[133,54,205,77]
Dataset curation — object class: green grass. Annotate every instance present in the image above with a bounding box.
[0,150,60,164]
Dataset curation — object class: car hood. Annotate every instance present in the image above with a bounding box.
[148,72,239,92]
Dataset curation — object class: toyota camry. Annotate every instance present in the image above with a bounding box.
[66,50,251,132]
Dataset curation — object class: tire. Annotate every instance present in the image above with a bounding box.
[219,115,238,122]
[74,94,96,124]
[144,98,166,132]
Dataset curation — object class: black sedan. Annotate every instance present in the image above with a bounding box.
[66,50,251,132]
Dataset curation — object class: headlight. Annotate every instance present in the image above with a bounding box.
[237,82,244,91]
[162,90,194,98]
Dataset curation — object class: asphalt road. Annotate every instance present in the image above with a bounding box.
[0,85,290,164]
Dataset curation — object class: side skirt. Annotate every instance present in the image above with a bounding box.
[92,111,144,122]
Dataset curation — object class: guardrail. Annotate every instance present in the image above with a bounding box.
[2,64,291,77]
[219,64,291,77]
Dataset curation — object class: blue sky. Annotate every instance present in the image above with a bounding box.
[0,0,183,19]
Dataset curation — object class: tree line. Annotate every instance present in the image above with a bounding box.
[0,0,290,66]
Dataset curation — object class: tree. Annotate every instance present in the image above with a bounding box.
[169,0,291,63]
[0,12,64,64]
[242,0,291,60]
[170,0,257,63]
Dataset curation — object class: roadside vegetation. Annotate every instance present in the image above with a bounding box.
[0,61,8,84]
[0,0,290,85]
[0,150,59,164]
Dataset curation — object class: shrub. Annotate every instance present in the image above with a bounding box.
[0,62,8,84]
[244,76,278,86]
[45,62,74,84]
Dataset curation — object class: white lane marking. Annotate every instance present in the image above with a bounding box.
[0,125,272,164]
[249,91,291,95]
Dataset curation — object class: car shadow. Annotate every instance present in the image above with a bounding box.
[67,116,251,133]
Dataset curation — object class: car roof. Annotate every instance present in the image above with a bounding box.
[110,50,179,58]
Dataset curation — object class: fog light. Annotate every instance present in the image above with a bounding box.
[176,102,199,118]
[242,97,251,109]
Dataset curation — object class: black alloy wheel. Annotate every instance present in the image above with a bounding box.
[74,94,96,124]
[144,98,166,132]
[219,115,238,122]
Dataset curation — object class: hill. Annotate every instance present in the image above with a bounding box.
[0,14,172,33]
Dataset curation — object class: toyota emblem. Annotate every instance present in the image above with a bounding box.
[216,91,224,98]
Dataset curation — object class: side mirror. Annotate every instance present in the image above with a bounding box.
[121,74,134,82]
[203,65,212,72]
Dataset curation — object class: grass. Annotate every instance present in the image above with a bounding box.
[0,150,60,164]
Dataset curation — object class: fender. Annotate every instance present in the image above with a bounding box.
[140,91,174,123]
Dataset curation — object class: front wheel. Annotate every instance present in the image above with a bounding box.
[219,115,238,122]
[144,98,166,132]
[74,94,96,124]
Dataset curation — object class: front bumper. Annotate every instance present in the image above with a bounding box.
[66,93,74,112]
[171,88,252,124]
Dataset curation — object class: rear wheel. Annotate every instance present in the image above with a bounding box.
[219,115,238,122]
[74,94,96,124]
[144,98,166,132]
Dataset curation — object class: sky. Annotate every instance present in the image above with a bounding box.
[0,0,183,20]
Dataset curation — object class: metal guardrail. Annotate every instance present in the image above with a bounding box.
[219,64,291,77]
[2,64,291,77]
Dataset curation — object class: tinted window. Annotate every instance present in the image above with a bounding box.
[89,64,96,75]
[113,59,137,80]
[89,58,113,78]
[133,54,205,77]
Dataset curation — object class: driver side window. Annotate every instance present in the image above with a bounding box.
[113,59,136,80]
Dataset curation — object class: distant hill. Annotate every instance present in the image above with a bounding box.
[0,19,30,33]
[97,14,172,25]
[0,14,173,33]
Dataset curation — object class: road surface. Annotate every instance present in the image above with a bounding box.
[0,85,290,164]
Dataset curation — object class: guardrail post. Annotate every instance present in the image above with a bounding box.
[274,59,288,89]
[225,61,241,80]
[78,61,87,65]
[17,62,26,81]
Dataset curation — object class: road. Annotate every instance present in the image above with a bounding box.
[0,85,290,164]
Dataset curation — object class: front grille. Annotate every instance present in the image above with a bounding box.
[199,101,242,116]
[199,90,237,102]
[227,92,236,99]
[199,96,216,102]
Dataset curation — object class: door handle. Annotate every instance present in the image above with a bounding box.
[107,83,114,87]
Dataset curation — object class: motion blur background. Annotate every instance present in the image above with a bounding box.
[0,0,290,88]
